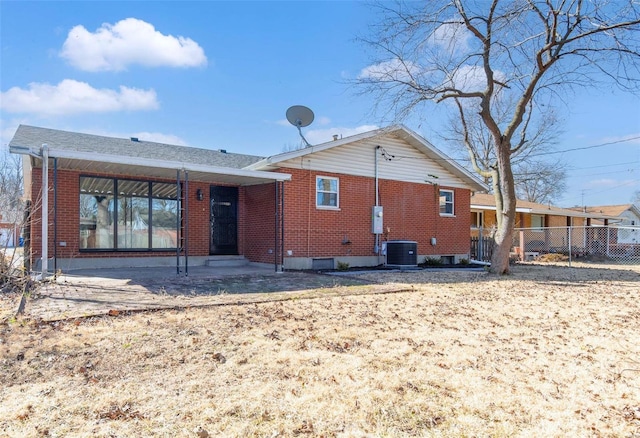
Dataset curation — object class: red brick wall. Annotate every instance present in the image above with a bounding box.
[280,168,471,259]
[242,183,277,263]
[28,166,472,267]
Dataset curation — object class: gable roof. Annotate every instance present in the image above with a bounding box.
[246,125,489,192]
[471,193,620,220]
[572,204,640,218]
[9,125,290,186]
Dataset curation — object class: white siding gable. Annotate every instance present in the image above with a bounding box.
[276,135,469,189]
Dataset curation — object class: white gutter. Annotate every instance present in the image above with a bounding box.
[471,204,532,213]
[11,146,291,182]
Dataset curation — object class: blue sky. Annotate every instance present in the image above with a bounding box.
[1,1,638,208]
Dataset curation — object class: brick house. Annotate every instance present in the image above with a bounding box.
[470,193,619,260]
[10,124,487,273]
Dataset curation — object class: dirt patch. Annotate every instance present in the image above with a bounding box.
[135,271,374,295]
[1,263,639,437]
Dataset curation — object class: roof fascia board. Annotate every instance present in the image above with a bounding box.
[13,146,291,182]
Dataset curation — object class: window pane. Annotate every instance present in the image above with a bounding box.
[80,178,181,251]
[317,178,337,192]
[79,177,114,249]
[317,192,337,207]
[153,182,178,199]
[118,179,150,197]
[532,215,544,229]
[117,189,149,249]
[152,198,178,248]
[439,190,453,215]
[316,177,338,207]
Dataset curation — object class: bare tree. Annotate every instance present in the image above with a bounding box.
[441,98,567,203]
[514,160,567,204]
[357,0,640,273]
[0,148,24,225]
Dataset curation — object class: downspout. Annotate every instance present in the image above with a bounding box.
[53,157,58,275]
[41,144,49,278]
[176,170,181,276]
[374,146,380,258]
[280,181,285,273]
[184,170,189,277]
[274,181,278,272]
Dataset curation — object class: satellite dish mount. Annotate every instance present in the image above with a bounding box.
[286,105,314,147]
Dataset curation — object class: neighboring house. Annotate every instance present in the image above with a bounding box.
[9,124,488,272]
[0,214,20,248]
[575,204,640,246]
[470,193,619,259]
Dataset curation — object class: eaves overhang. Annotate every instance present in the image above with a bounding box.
[10,145,290,186]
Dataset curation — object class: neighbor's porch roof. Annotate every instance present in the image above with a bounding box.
[471,193,620,221]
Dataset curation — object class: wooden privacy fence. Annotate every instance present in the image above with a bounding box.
[470,235,494,262]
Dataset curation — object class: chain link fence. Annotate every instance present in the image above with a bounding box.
[471,226,640,265]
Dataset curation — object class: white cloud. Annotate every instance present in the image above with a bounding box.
[0,119,22,149]
[448,65,486,92]
[60,18,207,72]
[0,80,159,115]
[429,21,473,54]
[317,116,331,126]
[358,59,419,82]
[585,178,637,189]
[599,133,640,146]
[306,125,379,145]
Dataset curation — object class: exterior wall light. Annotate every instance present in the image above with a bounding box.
[196,188,204,201]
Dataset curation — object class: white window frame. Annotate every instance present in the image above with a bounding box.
[439,189,454,216]
[471,211,483,228]
[316,176,339,209]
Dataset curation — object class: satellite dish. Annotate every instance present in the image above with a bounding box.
[286,105,314,147]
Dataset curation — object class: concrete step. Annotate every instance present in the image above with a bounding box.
[205,256,249,268]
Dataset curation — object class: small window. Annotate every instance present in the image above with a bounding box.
[531,214,544,231]
[316,176,339,208]
[439,189,454,215]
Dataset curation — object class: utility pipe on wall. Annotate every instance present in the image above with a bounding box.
[374,145,380,256]
[41,144,49,278]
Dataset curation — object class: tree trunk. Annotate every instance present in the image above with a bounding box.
[489,145,517,274]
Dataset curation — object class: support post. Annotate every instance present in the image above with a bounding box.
[274,181,278,272]
[568,225,572,267]
[184,170,189,277]
[280,181,285,273]
[53,157,58,275]
[41,144,49,278]
[519,230,525,262]
[176,170,181,276]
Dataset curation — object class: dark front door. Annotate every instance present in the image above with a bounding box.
[210,186,238,255]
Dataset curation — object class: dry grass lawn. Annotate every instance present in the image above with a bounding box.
[1,262,640,437]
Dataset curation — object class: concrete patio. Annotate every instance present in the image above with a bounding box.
[23,265,394,322]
